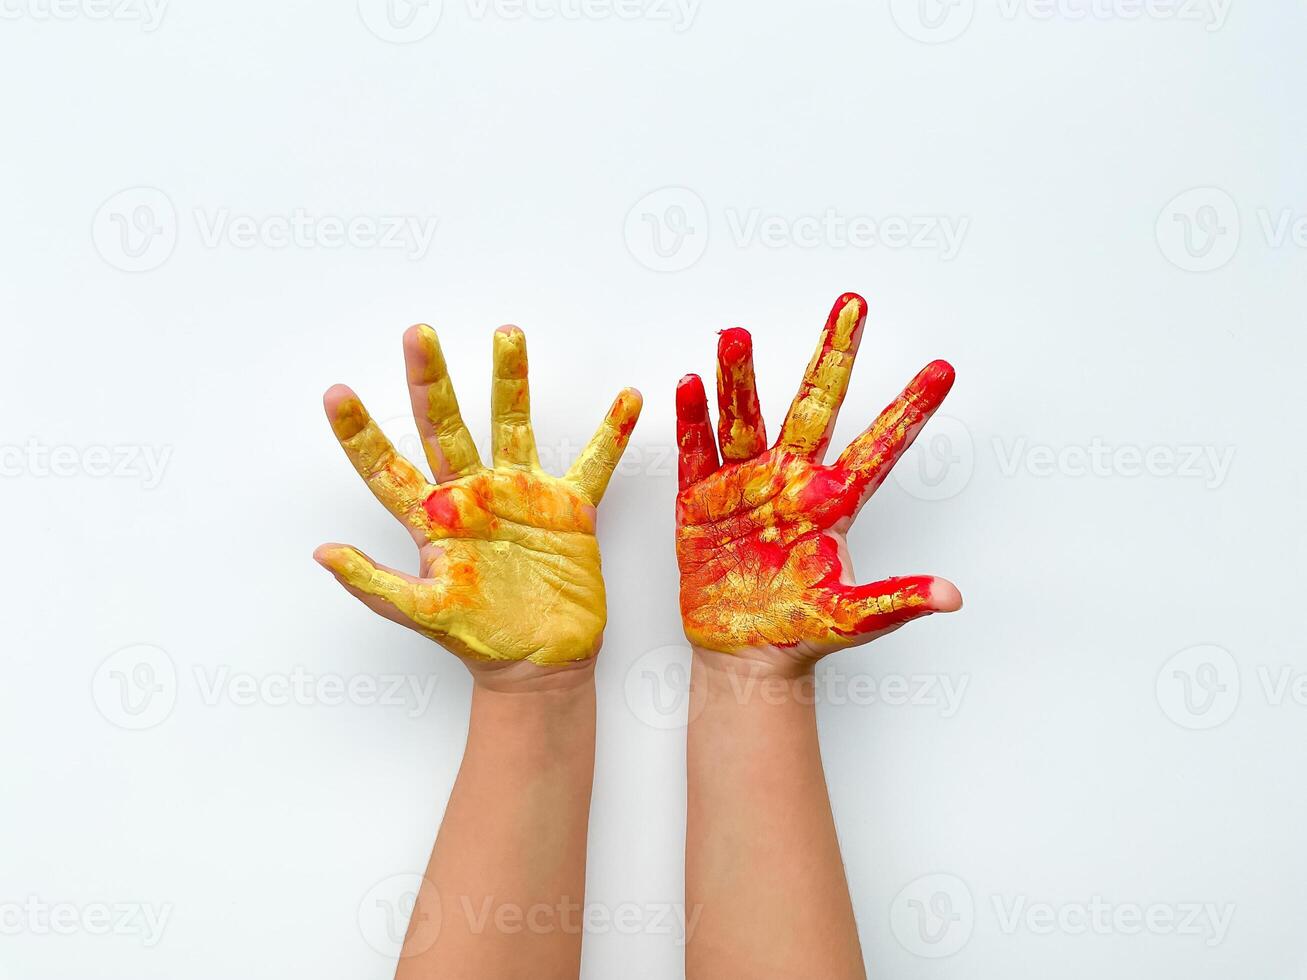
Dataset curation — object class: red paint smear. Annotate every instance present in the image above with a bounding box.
[676,373,719,490]
[715,328,766,459]
[614,407,637,441]
[717,326,753,367]
[834,575,935,636]
[747,536,790,573]
[796,466,857,523]
[676,373,707,417]
[917,359,956,394]
[422,488,461,530]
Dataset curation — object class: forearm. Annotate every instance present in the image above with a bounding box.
[685,650,865,980]
[397,663,597,980]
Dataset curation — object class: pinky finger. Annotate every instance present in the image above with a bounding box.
[828,575,961,641]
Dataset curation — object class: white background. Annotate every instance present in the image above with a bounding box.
[2,1,1305,978]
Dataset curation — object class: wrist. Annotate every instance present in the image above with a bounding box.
[693,644,814,679]
[465,663,598,763]
[691,647,821,712]
[465,655,597,695]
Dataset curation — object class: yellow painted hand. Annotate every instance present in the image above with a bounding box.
[315,324,642,666]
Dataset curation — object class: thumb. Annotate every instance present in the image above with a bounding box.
[314,543,426,631]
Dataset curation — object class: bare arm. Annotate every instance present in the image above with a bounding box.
[687,651,863,978]
[398,664,597,979]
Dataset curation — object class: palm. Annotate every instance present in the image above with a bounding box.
[677,451,846,654]
[674,293,960,658]
[413,469,604,662]
[316,323,640,666]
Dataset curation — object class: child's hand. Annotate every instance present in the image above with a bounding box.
[675,293,960,665]
[316,324,641,668]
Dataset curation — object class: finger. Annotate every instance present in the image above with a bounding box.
[676,374,720,490]
[777,293,869,460]
[835,359,955,507]
[313,543,426,629]
[403,324,482,481]
[828,575,962,640]
[565,388,643,504]
[490,326,540,470]
[715,327,767,461]
[324,385,433,524]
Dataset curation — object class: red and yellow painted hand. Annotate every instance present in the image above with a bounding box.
[315,324,641,666]
[675,293,961,659]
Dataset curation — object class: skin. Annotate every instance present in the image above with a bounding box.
[676,293,962,979]
[316,323,640,978]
